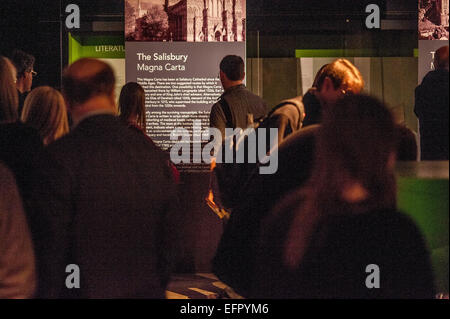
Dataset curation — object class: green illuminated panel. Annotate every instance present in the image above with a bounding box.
[68,33,125,64]
[397,176,449,293]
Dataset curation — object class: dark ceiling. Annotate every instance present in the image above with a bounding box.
[0,0,419,87]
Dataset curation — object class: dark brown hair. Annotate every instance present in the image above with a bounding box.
[0,56,19,123]
[119,82,146,131]
[11,49,35,79]
[220,55,245,81]
[284,94,397,268]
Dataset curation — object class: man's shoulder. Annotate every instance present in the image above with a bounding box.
[224,86,267,117]
[47,115,149,151]
[273,97,305,114]
[421,69,449,87]
[279,124,319,148]
[239,86,265,101]
[224,85,262,100]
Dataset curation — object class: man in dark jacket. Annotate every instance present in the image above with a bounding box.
[209,55,267,211]
[415,45,449,161]
[210,55,266,139]
[28,58,180,298]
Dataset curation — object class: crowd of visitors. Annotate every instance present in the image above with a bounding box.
[0,46,447,298]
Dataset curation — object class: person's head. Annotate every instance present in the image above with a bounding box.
[315,94,397,202]
[119,82,146,131]
[62,58,116,120]
[312,63,329,88]
[0,56,19,123]
[434,45,449,71]
[219,55,245,90]
[315,59,364,108]
[285,94,397,268]
[11,50,36,93]
[21,86,69,145]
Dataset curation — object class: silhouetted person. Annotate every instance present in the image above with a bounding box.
[415,45,449,160]
[119,82,147,133]
[210,55,267,211]
[266,96,305,145]
[28,58,180,298]
[251,95,435,299]
[119,82,180,184]
[11,50,36,117]
[0,56,43,198]
[0,163,36,298]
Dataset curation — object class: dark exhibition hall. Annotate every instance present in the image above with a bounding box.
[0,0,448,308]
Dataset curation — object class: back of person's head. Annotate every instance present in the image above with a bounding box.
[285,94,397,267]
[62,58,115,108]
[11,50,35,80]
[0,56,19,123]
[434,45,449,71]
[312,64,329,88]
[21,86,69,145]
[317,94,396,201]
[315,59,364,94]
[119,82,146,131]
[220,55,245,81]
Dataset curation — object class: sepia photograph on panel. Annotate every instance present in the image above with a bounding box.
[419,0,449,40]
[125,0,246,42]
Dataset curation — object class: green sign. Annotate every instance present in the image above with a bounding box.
[69,33,125,63]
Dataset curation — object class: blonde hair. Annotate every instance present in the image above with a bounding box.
[0,56,19,123]
[21,86,69,145]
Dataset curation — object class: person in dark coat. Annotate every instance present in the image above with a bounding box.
[209,55,267,212]
[0,162,36,299]
[267,96,305,145]
[251,95,435,299]
[119,81,180,184]
[0,56,43,198]
[414,45,449,161]
[28,58,180,298]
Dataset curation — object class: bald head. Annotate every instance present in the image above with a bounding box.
[434,46,449,71]
[62,58,115,107]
